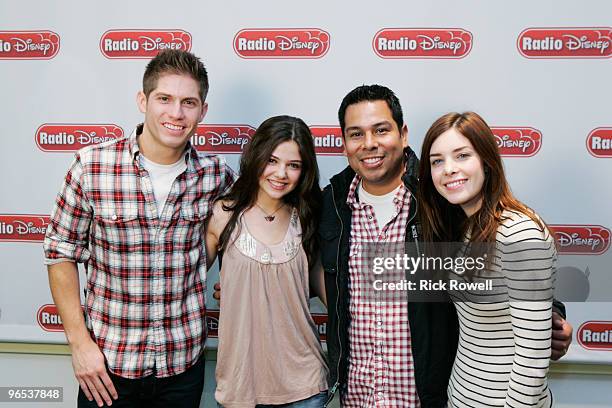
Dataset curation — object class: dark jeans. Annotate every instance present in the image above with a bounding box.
[77,357,205,408]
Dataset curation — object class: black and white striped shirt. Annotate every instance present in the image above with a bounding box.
[447,210,556,408]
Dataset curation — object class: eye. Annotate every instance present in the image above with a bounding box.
[289,163,302,169]
[348,131,362,139]
[430,159,442,166]
[457,152,470,159]
[183,100,196,106]
[159,96,169,102]
[268,157,277,164]
[375,127,389,135]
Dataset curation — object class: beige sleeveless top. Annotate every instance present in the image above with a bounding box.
[215,209,328,407]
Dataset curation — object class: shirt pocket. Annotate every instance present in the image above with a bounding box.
[92,206,140,250]
[179,202,208,222]
[177,203,208,257]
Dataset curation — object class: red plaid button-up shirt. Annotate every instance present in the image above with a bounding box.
[44,125,235,378]
[343,175,420,408]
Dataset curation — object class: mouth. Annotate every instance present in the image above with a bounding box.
[267,179,288,191]
[162,122,186,132]
[360,156,384,168]
[444,179,467,190]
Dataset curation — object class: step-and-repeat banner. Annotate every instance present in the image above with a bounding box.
[0,1,610,364]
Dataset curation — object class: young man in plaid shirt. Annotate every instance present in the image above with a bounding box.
[318,85,573,407]
[44,50,234,408]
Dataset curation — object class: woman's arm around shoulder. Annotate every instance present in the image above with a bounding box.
[309,256,327,308]
[206,200,233,269]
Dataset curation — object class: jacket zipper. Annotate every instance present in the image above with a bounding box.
[324,183,343,407]
[407,191,420,254]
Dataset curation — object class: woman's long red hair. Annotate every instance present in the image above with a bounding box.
[417,112,544,243]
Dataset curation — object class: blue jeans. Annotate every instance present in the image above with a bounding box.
[255,391,328,408]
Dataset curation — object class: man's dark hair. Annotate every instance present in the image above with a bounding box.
[143,49,209,102]
[338,84,404,135]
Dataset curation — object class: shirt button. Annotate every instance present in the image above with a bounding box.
[377,320,383,326]
[111,214,118,221]
[377,392,384,400]
[368,215,373,220]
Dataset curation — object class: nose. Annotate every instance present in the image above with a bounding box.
[169,101,185,119]
[443,159,456,175]
[275,164,288,179]
[363,131,378,150]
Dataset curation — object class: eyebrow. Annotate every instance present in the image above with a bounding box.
[154,92,200,103]
[429,146,472,157]
[271,154,302,163]
[345,121,392,132]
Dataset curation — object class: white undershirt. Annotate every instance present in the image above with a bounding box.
[357,181,401,228]
[140,154,187,217]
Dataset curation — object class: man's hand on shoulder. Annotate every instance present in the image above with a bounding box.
[213,282,221,302]
[551,311,573,361]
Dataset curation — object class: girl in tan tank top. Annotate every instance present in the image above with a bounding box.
[206,116,329,407]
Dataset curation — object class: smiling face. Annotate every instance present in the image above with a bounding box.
[429,127,485,216]
[257,140,303,205]
[137,73,207,164]
[342,100,408,195]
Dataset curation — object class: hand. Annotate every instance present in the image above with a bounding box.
[213,282,221,302]
[71,338,118,407]
[551,311,573,361]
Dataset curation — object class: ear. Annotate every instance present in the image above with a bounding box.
[401,124,409,148]
[137,91,147,114]
[199,102,208,123]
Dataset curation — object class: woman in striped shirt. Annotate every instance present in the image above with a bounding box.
[417,112,555,408]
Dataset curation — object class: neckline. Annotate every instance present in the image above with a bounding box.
[240,207,296,247]
[358,180,401,204]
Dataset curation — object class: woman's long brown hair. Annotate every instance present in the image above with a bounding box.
[216,115,322,267]
[417,112,544,243]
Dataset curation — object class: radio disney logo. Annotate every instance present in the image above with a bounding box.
[234,28,330,59]
[551,225,611,255]
[0,31,60,59]
[37,304,64,332]
[518,27,612,58]
[191,125,255,154]
[100,30,192,59]
[373,28,472,59]
[578,321,612,351]
[206,309,220,337]
[35,124,124,152]
[0,214,50,243]
[491,127,542,157]
[311,313,327,342]
[587,128,612,158]
[310,126,344,155]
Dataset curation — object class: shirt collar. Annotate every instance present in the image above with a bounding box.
[346,173,410,210]
[129,123,199,173]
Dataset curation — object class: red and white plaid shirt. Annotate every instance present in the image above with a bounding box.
[44,125,235,379]
[343,175,420,408]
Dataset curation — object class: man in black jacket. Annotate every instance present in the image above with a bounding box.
[319,84,572,407]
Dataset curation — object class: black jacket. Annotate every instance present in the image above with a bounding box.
[319,147,459,407]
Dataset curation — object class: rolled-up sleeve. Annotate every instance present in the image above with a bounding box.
[44,153,92,265]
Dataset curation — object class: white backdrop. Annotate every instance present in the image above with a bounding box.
[0,0,610,365]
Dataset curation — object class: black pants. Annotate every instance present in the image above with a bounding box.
[77,357,205,408]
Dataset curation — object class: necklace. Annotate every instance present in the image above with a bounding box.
[255,202,285,222]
